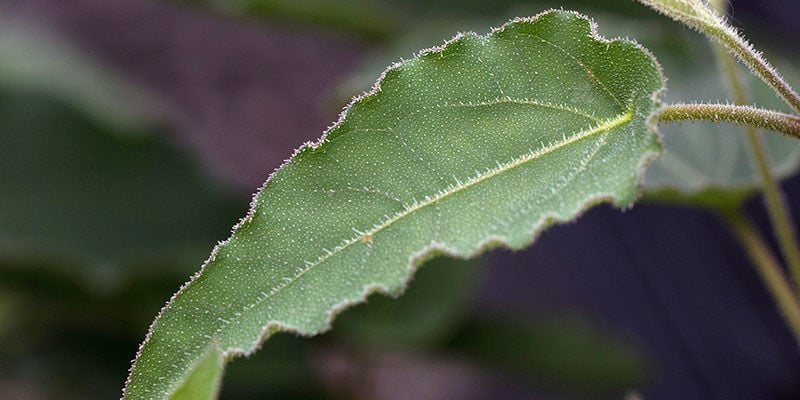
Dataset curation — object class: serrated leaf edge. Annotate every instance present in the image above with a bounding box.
[122,9,665,399]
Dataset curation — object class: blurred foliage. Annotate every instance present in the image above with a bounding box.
[220,334,326,399]
[221,257,647,398]
[179,0,400,39]
[0,93,244,277]
[0,21,158,132]
[331,255,482,351]
[447,317,648,394]
[0,21,246,400]
[178,0,659,40]
[9,0,796,398]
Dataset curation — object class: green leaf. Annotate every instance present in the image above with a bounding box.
[170,342,224,400]
[220,333,324,398]
[635,24,800,206]
[0,93,244,291]
[123,10,663,399]
[0,19,158,131]
[447,317,648,393]
[636,0,800,115]
[180,0,400,40]
[332,255,482,350]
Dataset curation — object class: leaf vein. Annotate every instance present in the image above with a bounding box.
[516,31,626,111]
[214,107,634,342]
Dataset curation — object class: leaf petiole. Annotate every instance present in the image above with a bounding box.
[658,103,800,139]
[636,0,800,114]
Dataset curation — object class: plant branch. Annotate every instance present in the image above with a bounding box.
[711,23,800,116]
[722,208,800,347]
[708,0,800,293]
[636,0,800,114]
[658,103,800,139]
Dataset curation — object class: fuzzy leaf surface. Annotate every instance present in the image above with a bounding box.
[123,10,663,399]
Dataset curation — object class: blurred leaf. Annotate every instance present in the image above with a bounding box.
[608,18,800,207]
[448,317,648,394]
[221,333,326,399]
[0,19,248,400]
[0,20,160,132]
[332,255,482,350]
[0,93,245,290]
[391,0,658,19]
[124,11,664,399]
[0,254,203,400]
[180,0,400,39]
[0,291,18,345]
[181,0,658,41]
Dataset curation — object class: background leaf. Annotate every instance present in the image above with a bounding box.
[0,19,159,131]
[0,93,244,287]
[332,255,483,350]
[124,11,663,399]
[178,0,400,40]
[179,0,658,41]
[632,22,800,207]
[0,21,246,399]
[447,316,648,393]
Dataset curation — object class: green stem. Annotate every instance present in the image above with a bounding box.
[722,208,800,347]
[707,0,800,295]
[636,0,800,114]
[658,103,800,140]
[710,26,800,115]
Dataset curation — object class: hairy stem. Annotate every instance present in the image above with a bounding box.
[658,103,800,139]
[636,0,800,114]
[708,0,800,293]
[722,208,800,347]
[712,23,800,115]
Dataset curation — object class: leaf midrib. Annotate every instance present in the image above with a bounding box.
[216,106,635,344]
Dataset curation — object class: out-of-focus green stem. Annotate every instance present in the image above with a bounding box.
[710,0,800,292]
[722,208,800,347]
